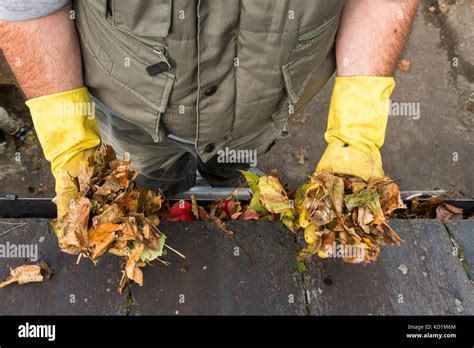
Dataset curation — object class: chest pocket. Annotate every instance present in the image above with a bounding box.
[282,13,339,106]
[109,0,172,38]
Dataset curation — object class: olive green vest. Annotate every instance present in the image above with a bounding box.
[74,0,343,161]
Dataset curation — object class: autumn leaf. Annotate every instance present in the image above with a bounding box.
[212,217,234,235]
[248,191,268,217]
[165,200,195,221]
[344,188,379,211]
[435,203,463,222]
[375,178,406,215]
[57,144,410,288]
[77,165,94,195]
[318,172,344,215]
[0,261,52,288]
[56,196,91,254]
[88,223,122,261]
[258,176,292,214]
[140,233,166,262]
[294,181,313,207]
[237,209,259,220]
[92,204,123,227]
[191,195,200,220]
[125,243,144,286]
[398,59,411,72]
[239,170,260,192]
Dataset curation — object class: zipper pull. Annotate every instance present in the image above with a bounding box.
[146,47,172,77]
[153,48,171,69]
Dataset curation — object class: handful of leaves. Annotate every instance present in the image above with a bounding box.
[240,171,406,264]
[55,145,168,292]
[293,172,406,263]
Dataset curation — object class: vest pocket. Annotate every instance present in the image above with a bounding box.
[271,15,339,131]
[281,15,339,106]
[295,14,339,51]
[109,0,172,37]
[76,0,176,143]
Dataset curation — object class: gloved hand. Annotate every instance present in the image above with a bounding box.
[316,76,395,180]
[25,87,101,221]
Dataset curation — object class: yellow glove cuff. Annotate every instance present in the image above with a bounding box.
[26,87,101,175]
[316,76,395,180]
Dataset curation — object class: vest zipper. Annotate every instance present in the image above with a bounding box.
[297,15,337,46]
[109,21,171,69]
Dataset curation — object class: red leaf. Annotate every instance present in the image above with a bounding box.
[164,214,195,222]
[220,198,232,219]
[164,200,196,221]
[238,210,259,220]
[170,200,193,217]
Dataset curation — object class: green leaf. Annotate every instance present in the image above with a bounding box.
[260,214,274,221]
[297,261,307,273]
[294,182,312,206]
[281,210,297,233]
[248,190,268,215]
[258,176,291,214]
[344,188,379,211]
[140,233,167,262]
[239,170,260,192]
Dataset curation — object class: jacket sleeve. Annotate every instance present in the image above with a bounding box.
[0,0,71,21]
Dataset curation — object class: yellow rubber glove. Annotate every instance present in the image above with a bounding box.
[25,87,101,220]
[316,76,395,180]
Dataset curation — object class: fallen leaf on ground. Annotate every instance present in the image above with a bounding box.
[398,59,411,72]
[0,261,52,288]
[435,202,463,222]
[297,150,306,165]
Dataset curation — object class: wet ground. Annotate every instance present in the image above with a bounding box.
[0,84,55,198]
[0,0,472,199]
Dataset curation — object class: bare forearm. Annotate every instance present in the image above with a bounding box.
[336,0,418,77]
[0,7,82,99]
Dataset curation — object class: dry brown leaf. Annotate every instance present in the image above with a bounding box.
[324,173,344,215]
[0,261,52,288]
[436,203,463,222]
[212,217,234,235]
[92,204,123,227]
[191,195,200,220]
[78,165,94,195]
[376,178,406,215]
[125,243,144,286]
[57,197,91,254]
[198,206,210,220]
[297,150,306,165]
[88,223,121,260]
[398,59,411,72]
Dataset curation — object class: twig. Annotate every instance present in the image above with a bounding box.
[0,220,25,225]
[155,258,171,266]
[76,253,83,264]
[0,222,27,237]
[164,243,186,259]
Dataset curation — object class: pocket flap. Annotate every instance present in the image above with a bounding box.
[111,0,172,37]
